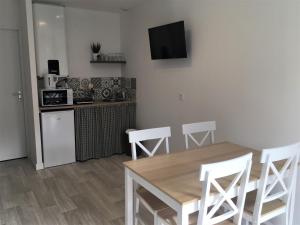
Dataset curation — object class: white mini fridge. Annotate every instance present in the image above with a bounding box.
[41,110,76,168]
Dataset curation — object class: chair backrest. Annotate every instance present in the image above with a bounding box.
[253,143,300,224]
[198,153,253,225]
[182,121,216,149]
[128,127,171,160]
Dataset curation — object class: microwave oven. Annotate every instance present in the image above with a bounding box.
[40,89,73,107]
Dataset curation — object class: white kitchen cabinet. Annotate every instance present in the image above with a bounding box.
[33,3,69,77]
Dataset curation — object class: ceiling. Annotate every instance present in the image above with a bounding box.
[32,0,146,12]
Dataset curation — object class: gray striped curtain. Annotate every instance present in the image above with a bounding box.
[74,103,136,161]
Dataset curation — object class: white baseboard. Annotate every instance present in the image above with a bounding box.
[35,162,44,170]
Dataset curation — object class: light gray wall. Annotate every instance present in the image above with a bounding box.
[20,0,43,170]
[65,7,122,78]
[0,0,20,29]
[121,0,300,224]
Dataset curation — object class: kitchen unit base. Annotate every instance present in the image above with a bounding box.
[74,102,136,161]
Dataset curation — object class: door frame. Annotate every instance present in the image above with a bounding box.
[0,27,28,159]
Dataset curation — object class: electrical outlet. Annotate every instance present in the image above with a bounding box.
[179,93,184,101]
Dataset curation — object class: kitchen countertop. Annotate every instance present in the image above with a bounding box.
[39,100,136,112]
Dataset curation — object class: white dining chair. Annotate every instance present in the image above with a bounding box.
[242,143,300,225]
[182,121,216,149]
[128,127,172,225]
[157,153,253,225]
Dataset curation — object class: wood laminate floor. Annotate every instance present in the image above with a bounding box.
[0,155,151,225]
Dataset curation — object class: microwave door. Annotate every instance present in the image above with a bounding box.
[43,90,68,106]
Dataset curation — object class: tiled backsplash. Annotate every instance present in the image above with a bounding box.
[37,76,136,101]
[66,77,136,100]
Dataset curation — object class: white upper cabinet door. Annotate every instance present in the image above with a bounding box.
[33,3,69,77]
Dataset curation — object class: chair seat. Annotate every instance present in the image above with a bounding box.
[158,207,235,225]
[137,187,169,211]
[243,191,286,218]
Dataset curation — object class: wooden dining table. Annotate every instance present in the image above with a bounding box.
[123,142,263,225]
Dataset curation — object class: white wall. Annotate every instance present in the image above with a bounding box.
[66,7,122,78]
[20,0,43,170]
[0,0,20,29]
[121,0,300,224]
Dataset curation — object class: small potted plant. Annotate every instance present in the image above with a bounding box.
[91,42,101,61]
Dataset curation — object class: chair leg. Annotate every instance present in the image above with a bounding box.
[154,213,159,225]
[285,211,289,225]
[139,219,147,225]
[263,221,274,225]
[155,216,163,225]
[135,197,140,225]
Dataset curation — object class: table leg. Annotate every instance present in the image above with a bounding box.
[177,207,189,225]
[289,178,297,225]
[125,168,134,225]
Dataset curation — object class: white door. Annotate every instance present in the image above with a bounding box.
[0,29,26,161]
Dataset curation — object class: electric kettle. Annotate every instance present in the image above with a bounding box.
[44,74,59,89]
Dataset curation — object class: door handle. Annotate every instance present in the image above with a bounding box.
[18,91,23,102]
[12,91,23,102]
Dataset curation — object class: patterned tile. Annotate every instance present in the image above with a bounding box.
[101,88,112,99]
[81,78,90,90]
[94,89,103,100]
[91,78,102,89]
[73,91,79,99]
[62,76,136,100]
[112,78,121,88]
[76,90,85,98]
[86,90,94,98]
[101,78,113,88]
[74,90,93,99]
[67,78,80,91]
[131,78,136,90]
[124,78,131,89]
[120,77,126,89]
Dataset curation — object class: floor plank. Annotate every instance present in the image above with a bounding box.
[0,155,133,225]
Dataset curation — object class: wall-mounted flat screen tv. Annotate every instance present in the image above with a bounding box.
[148,21,187,60]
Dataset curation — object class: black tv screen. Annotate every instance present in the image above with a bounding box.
[148,21,187,60]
